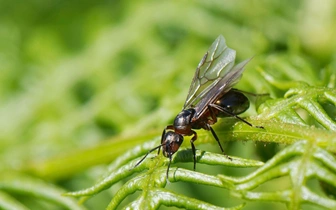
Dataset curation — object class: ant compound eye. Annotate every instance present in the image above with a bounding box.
[175,133,183,144]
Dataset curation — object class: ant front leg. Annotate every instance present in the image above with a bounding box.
[190,130,197,171]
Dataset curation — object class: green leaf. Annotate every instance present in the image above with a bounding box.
[1,1,336,210]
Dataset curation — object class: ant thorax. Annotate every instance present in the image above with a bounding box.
[173,109,195,134]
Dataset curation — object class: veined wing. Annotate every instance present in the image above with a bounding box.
[183,35,236,110]
[183,35,247,113]
[183,35,251,120]
[191,58,251,120]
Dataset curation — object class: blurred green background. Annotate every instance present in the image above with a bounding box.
[0,0,336,209]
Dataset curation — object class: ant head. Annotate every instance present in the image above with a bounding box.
[161,131,184,158]
[134,130,184,181]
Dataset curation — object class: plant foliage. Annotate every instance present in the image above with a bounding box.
[1,0,336,210]
[66,81,336,209]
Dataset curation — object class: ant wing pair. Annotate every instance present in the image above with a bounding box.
[134,35,263,180]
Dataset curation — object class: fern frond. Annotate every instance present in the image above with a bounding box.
[221,141,336,209]
[66,82,336,209]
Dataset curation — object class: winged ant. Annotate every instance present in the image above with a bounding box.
[134,35,264,180]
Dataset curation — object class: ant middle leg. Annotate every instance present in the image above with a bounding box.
[190,130,197,170]
[207,106,231,160]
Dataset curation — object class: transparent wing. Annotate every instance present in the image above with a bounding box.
[183,35,250,120]
[192,58,251,120]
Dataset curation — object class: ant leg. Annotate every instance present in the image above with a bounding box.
[207,105,230,158]
[207,124,232,160]
[190,131,197,170]
[159,129,166,155]
[209,104,264,129]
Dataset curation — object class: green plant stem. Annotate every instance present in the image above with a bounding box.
[24,117,336,182]
[213,119,336,152]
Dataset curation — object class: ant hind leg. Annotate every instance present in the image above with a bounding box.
[207,124,232,160]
